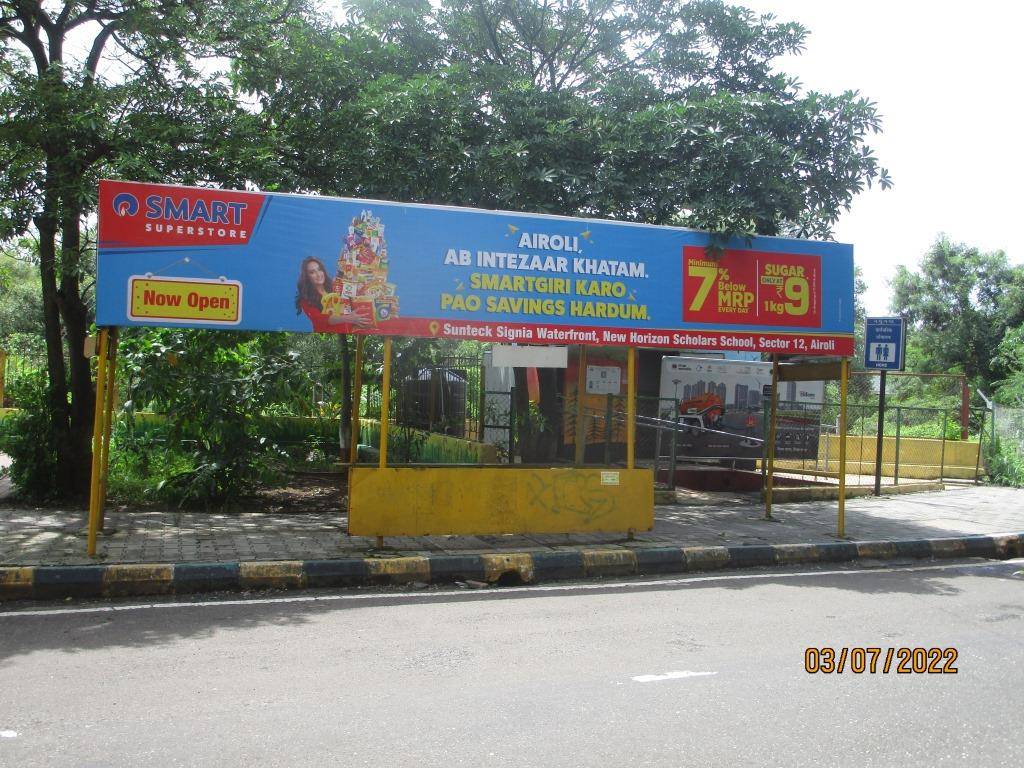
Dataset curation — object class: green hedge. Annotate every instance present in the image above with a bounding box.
[1,409,496,465]
[357,418,498,464]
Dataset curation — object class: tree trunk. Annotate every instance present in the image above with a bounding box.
[34,174,74,497]
[337,333,352,457]
[512,367,532,462]
[511,367,566,462]
[59,191,95,499]
[536,368,563,462]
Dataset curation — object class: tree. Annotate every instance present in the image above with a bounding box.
[842,265,874,402]
[0,0,303,498]
[994,326,1024,405]
[890,236,1024,391]
[235,0,891,459]
[343,0,891,237]
[0,238,44,341]
[3,1,894,489]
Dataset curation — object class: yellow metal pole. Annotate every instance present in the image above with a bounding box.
[374,337,392,550]
[626,347,636,469]
[379,337,392,468]
[97,328,119,531]
[764,355,780,519]
[574,345,588,466]
[838,357,850,538]
[347,335,365,530]
[86,329,110,557]
[349,335,364,466]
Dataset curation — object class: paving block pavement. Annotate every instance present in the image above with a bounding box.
[2,486,1024,600]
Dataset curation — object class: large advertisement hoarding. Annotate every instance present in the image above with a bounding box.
[97,180,855,354]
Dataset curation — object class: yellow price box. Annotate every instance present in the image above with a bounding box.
[128,276,242,325]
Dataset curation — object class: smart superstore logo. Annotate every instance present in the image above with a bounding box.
[113,192,139,217]
[99,180,265,248]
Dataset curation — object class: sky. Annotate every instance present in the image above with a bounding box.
[740,0,1024,314]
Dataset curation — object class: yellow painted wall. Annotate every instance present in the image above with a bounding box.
[776,434,982,480]
[349,466,653,536]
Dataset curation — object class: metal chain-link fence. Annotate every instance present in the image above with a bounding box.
[778,402,988,488]
[992,404,1024,453]
[560,392,988,488]
[0,348,48,408]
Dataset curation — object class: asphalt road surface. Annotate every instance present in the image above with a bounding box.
[2,559,1023,767]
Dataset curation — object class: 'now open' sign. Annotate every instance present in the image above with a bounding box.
[128,276,242,325]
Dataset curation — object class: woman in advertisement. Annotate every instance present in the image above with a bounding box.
[295,256,369,333]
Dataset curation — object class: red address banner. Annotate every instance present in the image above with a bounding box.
[369,317,853,354]
[682,246,822,328]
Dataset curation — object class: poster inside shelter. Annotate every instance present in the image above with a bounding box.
[97,180,855,354]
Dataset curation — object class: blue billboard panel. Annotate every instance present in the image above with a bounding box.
[97,180,855,354]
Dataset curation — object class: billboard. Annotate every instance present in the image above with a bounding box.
[97,180,855,354]
[658,357,824,460]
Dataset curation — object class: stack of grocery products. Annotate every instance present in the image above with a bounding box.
[330,210,399,324]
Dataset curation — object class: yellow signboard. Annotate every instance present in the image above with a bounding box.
[128,276,242,325]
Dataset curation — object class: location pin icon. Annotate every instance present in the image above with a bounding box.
[429,321,440,335]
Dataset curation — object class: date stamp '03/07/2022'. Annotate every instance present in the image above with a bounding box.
[805,647,959,674]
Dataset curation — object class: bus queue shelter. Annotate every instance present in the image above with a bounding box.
[86,180,857,555]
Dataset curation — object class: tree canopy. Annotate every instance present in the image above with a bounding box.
[0,0,302,496]
[890,236,1024,392]
[236,0,891,242]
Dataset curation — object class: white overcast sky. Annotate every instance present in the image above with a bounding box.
[740,0,1024,314]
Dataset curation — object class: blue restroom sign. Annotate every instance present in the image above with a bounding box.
[864,316,906,371]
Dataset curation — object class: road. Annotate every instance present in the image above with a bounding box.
[1,559,1023,767]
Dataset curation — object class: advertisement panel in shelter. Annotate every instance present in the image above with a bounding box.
[659,357,824,460]
[97,180,855,354]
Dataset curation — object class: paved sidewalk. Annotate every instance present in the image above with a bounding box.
[2,485,1023,567]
